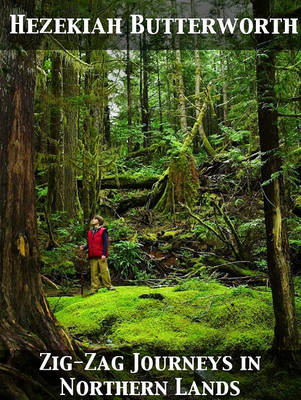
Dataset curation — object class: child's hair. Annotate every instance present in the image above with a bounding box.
[93,215,104,225]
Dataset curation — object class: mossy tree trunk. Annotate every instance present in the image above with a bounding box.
[153,87,211,214]
[63,54,81,220]
[157,53,163,132]
[175,48,188,134]
[82,49,92,229]
[47,52,64,213]
[254,0,298,355]
[172,0,188,135]
[194,49,216,158]
[0,3,75,397]
[220,50,228,124]
[126,19,133,151]
[154,152,200,214]
[141,34,150,147]
[81,50,105,229]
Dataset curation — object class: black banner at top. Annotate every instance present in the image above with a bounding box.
[1,0,300,50]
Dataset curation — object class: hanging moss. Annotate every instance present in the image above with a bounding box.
[154,151,200,214]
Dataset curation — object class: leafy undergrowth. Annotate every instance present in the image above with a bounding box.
[48,279,301,353]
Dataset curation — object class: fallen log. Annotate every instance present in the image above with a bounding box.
[101,175,160,189]
[124,142,166,160]
[116,193,149,213]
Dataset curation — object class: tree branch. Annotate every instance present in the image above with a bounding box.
[277,113,301,118]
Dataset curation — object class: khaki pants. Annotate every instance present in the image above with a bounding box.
[90,258,112,292]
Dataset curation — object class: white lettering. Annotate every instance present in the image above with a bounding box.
[217,18,238,34]
[27,18,39,34]
[54,18,66,34]
[202,18,216,34]
[269,18,282,34]
[284,18,298,34]
[255,18,269,34]
[40,18,53,34]
[85,352,96,370]
[39,352,52,371]
[10,14,25,34]
[131,14,145,34]
[240,18,253,34]
[60,378,75,395]
[107,18,122,34]
[67,18,82,34]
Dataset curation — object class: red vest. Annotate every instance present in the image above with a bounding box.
[87,227,109,259]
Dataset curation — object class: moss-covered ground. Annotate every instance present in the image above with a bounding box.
[48,279,301,353]
[48,279,301,399]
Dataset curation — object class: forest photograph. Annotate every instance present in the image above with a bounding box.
[0,0,301,399]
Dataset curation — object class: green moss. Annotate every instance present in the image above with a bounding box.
[141,232,158,241]
[159,243,172,251]
[154,152,200,214]
[162,230,182,238]
[48,280,301,354]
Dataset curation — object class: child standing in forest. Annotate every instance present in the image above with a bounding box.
[80,215,115,294]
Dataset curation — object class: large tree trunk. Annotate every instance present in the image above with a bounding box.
[0,7,74,398]
[35,52,49,159]
[47,52,64,213]
[81,50,92,229]
[254,0,298,356]
[63,55,81,220]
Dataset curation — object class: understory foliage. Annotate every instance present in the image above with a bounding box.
[35,48,301,281]
[33,44,300,367]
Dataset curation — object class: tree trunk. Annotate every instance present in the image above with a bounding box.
[35,52,49,159]
[141,34,150,147]
[157,53,163,132]
[166,50,178,134]
[0,9,74,398]
[63,55,81,220]
[82,49,92,230]
[153,88,211,214]
[126,19,133,152]
[194,49,216,158]
[47,52,64,214]
[220,50,228,124]
[175,49,188,134]
[253,0,298,355]
[103,69,111,148]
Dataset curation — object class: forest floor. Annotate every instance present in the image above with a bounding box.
[48,280,301,400]
[42,168,301,399]
[48,283,279,351]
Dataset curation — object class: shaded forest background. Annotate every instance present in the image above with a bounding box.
[35,47,300,286]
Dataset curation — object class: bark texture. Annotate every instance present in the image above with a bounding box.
[0,47,74,398]
[254,0,298,354]
[47,52,64,213]
[63,55,81,219]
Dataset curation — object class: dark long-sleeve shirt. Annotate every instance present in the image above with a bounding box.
[83,227,108,256]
